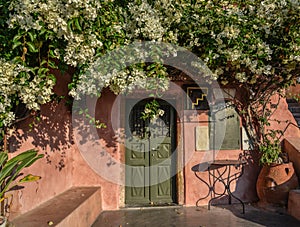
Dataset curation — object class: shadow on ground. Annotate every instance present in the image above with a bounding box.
[92,204,300,227]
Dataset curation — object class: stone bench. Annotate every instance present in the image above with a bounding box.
[288,189,300,221]
[11,186,101,227]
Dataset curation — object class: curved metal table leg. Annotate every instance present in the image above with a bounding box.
[227,165,245,214]
[208,166,227,210]
[194,172,212,207]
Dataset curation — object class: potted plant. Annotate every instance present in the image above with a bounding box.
[256,132,299,207]
[0,149,44,225]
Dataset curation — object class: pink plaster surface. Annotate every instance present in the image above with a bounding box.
[9,71,119,219]
[182,108,260,207]
[287,84,300,99]
[184,150,260,206]
[8,78,300,219]
[267,95,300,138]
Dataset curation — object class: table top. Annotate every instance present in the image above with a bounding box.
[211,159,247,166]
[192,159,246,172]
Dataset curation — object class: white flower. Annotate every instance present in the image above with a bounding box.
[158,109,164,116]
[144,108,151,114]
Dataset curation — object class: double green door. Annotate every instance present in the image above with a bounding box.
[125,99,176,205]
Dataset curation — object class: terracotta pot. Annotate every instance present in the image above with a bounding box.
[0,216,7,227]
[256,162,299,206]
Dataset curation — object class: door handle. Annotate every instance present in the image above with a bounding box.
[151,148,156,151]
[152,153,155,157]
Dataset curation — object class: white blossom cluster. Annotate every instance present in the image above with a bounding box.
[0,59,55,127]
[4,0,300,107]
[0,60,17,126]
[8,0,104,67]
[126,1,165,41]
[186,0,300,84]
[125,0,181,43]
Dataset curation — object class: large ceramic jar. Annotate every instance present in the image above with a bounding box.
[256,162,299,206]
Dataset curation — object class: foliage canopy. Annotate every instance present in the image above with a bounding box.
[0,0,299,161]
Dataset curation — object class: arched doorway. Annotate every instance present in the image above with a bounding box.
[125,99,177,205]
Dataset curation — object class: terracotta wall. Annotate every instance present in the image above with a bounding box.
[287,83,300,99]
[9,70,119,218]
[267,94,300,139]
[182,109,260,206]
[8,76,300,218]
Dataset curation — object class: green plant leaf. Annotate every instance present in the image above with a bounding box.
[0,150,44,198]
[27,42,38,53]
[75,18,82,31]
[19,174,42,183]
[0,152,8,167]
[12,41,22,49]
[27,31,35,42]
[12,34,22,42]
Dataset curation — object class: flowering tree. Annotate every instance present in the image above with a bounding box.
[0,0,299,158]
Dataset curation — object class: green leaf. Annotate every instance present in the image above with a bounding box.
[27,42,38,53]
[67,20,73,31]
[40,60,48,66]
[75,18,82,31]
[0,150,44,198]
[3,149,37,168]
[12,34,22,42]
[12,56,23,63]
[12,41,22,49]
[39,28,46,36]
[0,158,21,183]
[38,67,49,75]
[45,31,54,40]
[48,60,57,69]
[19,174,42,183]
[0,152,8,167]
[27,31,35,42]
[49,49,55,58]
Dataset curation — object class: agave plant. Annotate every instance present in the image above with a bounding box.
[0,149,44,204]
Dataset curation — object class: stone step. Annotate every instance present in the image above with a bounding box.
[292,113,300,117]
[288,102,300,107]
[287,98,300,126]
[288,190,300,221]
[287,99,298,103]
[289,106,300,112]
[11,186,102,227]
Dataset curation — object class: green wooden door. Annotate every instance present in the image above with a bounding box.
[125,99,176,205]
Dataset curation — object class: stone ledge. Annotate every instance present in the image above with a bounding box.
[288,189,300,221]
[11,186,101,227]
[283,137,300,182]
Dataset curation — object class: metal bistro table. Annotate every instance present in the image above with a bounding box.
[192,159,247,214]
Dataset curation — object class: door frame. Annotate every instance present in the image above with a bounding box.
[119,97,183,207]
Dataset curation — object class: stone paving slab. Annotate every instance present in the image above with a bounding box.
[92,204,300,227]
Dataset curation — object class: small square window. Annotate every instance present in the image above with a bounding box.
[183,85,209,110]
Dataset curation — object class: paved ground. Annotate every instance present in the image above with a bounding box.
[92,204,300,227]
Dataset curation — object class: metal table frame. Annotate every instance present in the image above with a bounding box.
[192,159,246,214]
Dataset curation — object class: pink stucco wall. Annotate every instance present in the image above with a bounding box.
[9,70,120,218]
[287,83,300,99]
[182,109,260,206]
[267,94,300,139]
[8,75,300,218]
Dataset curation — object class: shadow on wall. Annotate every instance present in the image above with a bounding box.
[8,68,123,171]
[9,100,74,171]
[234,150,261,203]
[8,68,75,171]
[70,88,122,168]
